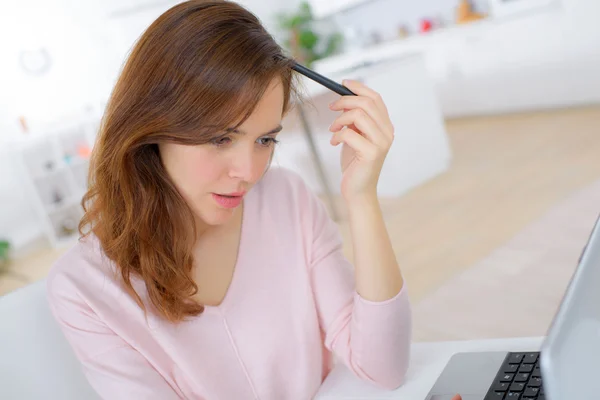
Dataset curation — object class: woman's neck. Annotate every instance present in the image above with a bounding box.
[193,205,243,248]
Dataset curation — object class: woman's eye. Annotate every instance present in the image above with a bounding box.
[257,137,279,147]
[211,136,231,146]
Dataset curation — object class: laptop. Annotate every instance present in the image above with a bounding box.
[425,213,600,400]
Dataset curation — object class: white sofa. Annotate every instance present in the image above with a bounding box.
[0,280,100,399]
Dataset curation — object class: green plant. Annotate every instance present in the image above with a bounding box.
[275,2,343,67]
[0,240,10,272]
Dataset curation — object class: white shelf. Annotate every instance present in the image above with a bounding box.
[46,193,84,215]
[32,163,68,181]
[15,118,96,249]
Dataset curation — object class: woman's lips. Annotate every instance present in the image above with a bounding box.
[212,192,245,209]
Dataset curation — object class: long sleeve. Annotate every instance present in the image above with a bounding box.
[301,178,412,390]
[46,274,184,400]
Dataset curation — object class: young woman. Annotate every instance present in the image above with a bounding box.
[46,1,418,399]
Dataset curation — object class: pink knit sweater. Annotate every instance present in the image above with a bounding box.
[47,167,411,400]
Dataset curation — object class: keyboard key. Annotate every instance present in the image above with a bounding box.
[524,387,540,397]
[500,373,515,382]
[509,353,524,364]
[504,364,519,373]
[531,368,542,378]
[514,373,529,382]
[538,395,545,400]
[518,364,533,373]
[528,377,542,387]
[494,382,509,391]
[510,382,525,391]
[523,353,539,364]
[506,392,521,399]
[485,392,506,399]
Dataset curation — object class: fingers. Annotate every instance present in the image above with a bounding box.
[329,95,393,137]
[329,108,391,148]
[329,80,394,140]
[330,127,379,161]
[451,395,462,400]
[342,79,388,113]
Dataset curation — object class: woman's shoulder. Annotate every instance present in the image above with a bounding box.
[46,234,119,306]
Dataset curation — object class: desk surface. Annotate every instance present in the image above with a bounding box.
[315,336,545,399]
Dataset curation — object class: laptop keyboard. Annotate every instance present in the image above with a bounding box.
[484,352,545,399]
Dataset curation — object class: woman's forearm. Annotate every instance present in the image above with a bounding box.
[326,79,405,302]
[346,192,404,302]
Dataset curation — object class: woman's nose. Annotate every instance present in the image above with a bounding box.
[228,146,259,181]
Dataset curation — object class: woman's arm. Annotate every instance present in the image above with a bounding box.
[346,193,403,301]
[47,274,184,400]
[303,79,412,389]
[301,170,411,390]
[328,79,404,302]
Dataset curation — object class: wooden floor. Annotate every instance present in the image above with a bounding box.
[411,178,600,341]
[3,105,600,303]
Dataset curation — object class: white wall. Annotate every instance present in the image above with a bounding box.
[0,0,121,137]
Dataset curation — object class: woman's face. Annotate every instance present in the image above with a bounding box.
[159,78,284,227]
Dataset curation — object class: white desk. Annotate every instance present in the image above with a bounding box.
[315,336,545,399]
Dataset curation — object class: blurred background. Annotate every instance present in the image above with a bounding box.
[1,0,600,342]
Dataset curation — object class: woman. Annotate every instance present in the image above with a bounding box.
[47,1,414,399]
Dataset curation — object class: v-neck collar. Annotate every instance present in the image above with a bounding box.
[201,188,252,315]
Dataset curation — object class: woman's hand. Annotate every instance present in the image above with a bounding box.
[328,79,394,203]
[452,395,462,400]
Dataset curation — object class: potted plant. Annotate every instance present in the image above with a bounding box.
[0,240,10,273]
[275,1,343,67]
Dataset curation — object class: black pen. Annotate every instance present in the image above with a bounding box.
[291,62,357,96]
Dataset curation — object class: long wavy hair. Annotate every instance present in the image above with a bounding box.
[79,0,298,322]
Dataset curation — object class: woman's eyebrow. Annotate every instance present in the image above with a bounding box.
[226,125,283,135]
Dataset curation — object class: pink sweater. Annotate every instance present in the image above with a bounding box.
[47,167,412,400]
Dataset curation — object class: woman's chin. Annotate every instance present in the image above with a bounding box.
[201,206,237,226]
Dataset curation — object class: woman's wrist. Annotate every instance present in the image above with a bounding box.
[343,190,379,211]
[344,189,403,301]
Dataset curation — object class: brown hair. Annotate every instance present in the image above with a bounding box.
[79,0,298,322]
